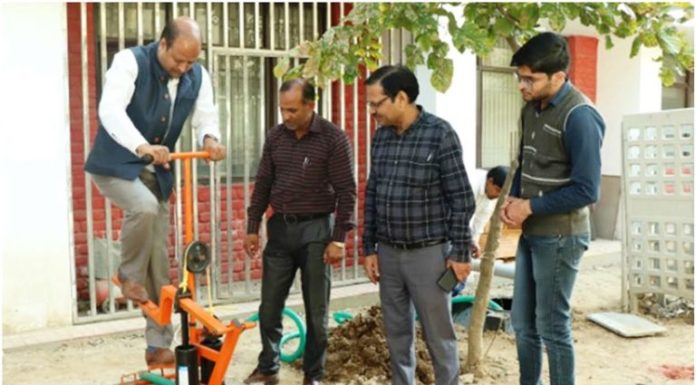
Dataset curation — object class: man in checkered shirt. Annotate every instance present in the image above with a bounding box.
[362,65,476,385]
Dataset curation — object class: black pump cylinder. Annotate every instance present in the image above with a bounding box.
[175,344,199,385]
[200,336,223,384]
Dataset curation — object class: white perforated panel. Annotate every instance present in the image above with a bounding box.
[622,108,694,311]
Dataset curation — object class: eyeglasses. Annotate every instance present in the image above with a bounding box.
[367,96,390,110]
[513,72,543,88]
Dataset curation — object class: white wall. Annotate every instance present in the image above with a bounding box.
[0,3,74,333]
[416,10,479,174]
[596,37,662,176]
[417,52,479,173]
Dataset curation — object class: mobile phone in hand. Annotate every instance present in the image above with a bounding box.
[437,267,458,292]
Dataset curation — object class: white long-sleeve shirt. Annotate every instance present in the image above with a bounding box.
[98,49,220,156]
[470,168,496,245]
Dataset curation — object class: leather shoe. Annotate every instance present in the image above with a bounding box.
[243,368,279,385]
[120,279,149,304]
[303,377,321,385]
[145,347,175,366]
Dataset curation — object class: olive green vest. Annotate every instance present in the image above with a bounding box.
[519,84,596,235]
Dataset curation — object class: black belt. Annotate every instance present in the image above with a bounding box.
[381,239,445,251]
[278,213,329,224]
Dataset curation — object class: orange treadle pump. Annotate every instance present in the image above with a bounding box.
[114,151,256,385]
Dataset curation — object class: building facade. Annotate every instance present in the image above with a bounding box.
[1,2,688,333]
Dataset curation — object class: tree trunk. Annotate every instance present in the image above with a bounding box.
[464,160,518,377]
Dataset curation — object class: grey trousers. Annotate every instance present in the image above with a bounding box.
[378,243,460,385]
[90,173,174,349]
[256,214,332,380]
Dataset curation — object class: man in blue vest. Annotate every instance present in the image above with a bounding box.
[84,16,225,366]
[501,32,605,385]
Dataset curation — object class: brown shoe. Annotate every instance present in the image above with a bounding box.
[120,279,149,304]
[145,347,175,367]
[303,377,321,385]
[243,368,279,385]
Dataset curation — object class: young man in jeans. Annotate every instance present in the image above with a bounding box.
[501,32,605,385]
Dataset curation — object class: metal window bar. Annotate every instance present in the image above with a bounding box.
[80,3,97,321]
[98,4,118,316]
[338,2,346,281]
[221,2,234,299]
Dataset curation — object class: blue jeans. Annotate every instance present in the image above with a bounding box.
[511,233,590,385]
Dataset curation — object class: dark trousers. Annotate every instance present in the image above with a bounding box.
[256,214,332,380]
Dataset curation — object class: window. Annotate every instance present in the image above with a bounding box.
[662,67,694,110]
[477,39,524,169]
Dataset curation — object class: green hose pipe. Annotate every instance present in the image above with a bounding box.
[333,311,353,325]
[139,371,175,385]
[247,307,306,363]
[451,295,504,311]
[280,330,302,344]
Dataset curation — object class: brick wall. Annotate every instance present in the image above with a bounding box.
[567,35,598,103]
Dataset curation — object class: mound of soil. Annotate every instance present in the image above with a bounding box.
[320,306,436,384]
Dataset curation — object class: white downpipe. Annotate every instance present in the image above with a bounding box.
[471,259,516,280]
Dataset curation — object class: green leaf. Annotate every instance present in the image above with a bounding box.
[343,66,358,84]
[507,4,522,21]
[405,43,425,69]
[539,3,556,16]
[630,36,642,58]
[658,30,684,55]
[416,31,436,51]
[640,31,658,47]
[552,16,566,31]
[560,4,580,20]
[302,57,319,78]
[547,6,567,32]
[365,58,379,71]
[523,3,540,28]
[677,50,694,71]
[615,20,637,38]
[274,57,290,79]
[446,12,459,37]
[463,3,479,21]
[617,3,636,20]
[452,21,491,55]
[284,66,303,81]
[475,13,490,28]
[433,41,450,58]
[494,17,514,35]
[596,23,610,35]
[660,66,676,87]
[430,57,453,92]
[605,35,614,50]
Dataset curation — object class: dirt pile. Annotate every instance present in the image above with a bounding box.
[318,306,436,385]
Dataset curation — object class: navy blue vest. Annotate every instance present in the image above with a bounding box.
[84,41,202,199]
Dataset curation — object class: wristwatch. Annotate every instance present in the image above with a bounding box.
[331,241,345,249]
